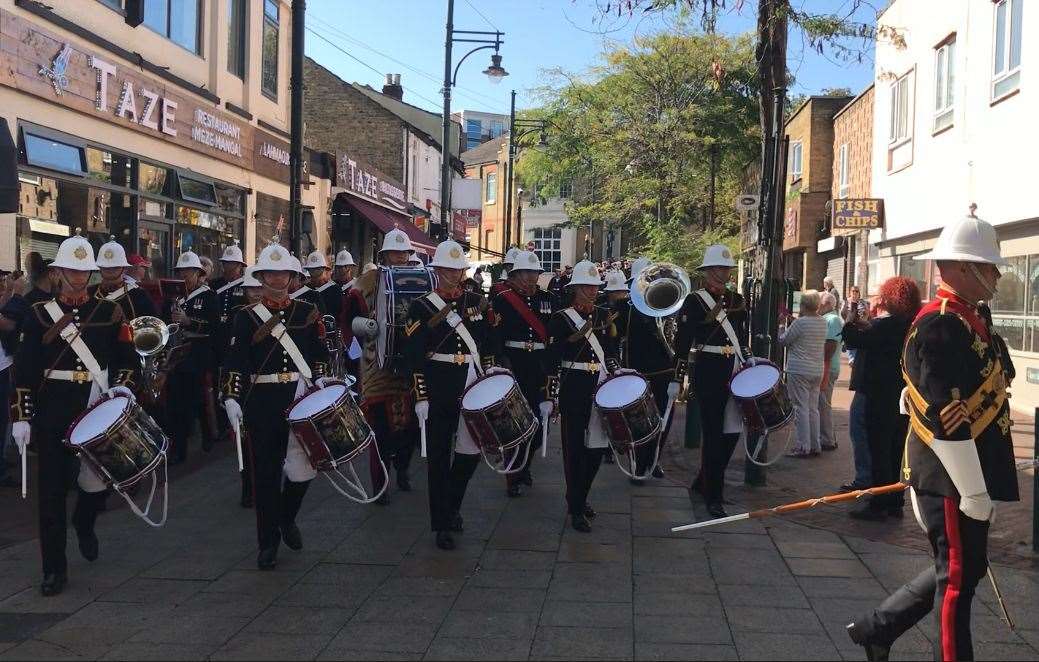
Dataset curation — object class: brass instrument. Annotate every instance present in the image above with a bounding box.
[130,316,180,400]
[322,314,345,380]
[629,262,691,358]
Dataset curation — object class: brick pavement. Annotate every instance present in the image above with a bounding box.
[0,366,1036,660]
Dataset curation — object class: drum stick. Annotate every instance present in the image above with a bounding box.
[420,418,428,458]
[21,447,27,500]
[233,420,244,473]
[662,395,676,435]
[541,419,549,458]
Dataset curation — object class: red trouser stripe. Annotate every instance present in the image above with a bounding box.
[941,497,963,662]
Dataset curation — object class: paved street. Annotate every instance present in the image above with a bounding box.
[1,371,1037,661]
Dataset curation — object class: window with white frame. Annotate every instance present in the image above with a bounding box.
[889,73,912,144]
[485,172,497,204]
[993,0,1023,100]
[934,37,955,131]
[837,143,849,198]
[789,141,803,179]
[532,227,562,272]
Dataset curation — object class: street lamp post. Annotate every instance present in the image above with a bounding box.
[439,0,507,242]
[504,89,547,251]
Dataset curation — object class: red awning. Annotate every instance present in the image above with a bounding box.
[340,194,436,253]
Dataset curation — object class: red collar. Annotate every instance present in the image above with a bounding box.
[60,292,89,306]
[917,286,989,340]
[435,285,463,300]
[263,296,291,310]
[934,286,975,310]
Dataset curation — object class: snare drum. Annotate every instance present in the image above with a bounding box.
[461,372,538,474]
[594,373,662,453]
[728,360,793,431]
[287,381,374,472]
[65,394,170,527]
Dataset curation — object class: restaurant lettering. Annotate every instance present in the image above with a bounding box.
[832,198,884,230]
[192,109,243,157]
[90,55,177,137]
[259,141,290,166]
[337,152,408,211]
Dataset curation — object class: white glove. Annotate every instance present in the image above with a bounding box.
[960,493,995,522]
[12,421,30,454]
[351,317,378,340]
[414,400,429,422]
[485,366,510,376]
[224,399,243,428]
[667,381,681,400]
[613,368,639,376]
[539,401,554,418]
[108,385,136,402]
[315,377,336,388]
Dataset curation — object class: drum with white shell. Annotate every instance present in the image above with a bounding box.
[460,372,538,474]
[728,360,793,431]
[594,373,662,454]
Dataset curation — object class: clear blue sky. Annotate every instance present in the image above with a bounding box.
[304,0,878,116]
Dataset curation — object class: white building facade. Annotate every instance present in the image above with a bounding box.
[872,0,1039,411]
[520,197,579,273]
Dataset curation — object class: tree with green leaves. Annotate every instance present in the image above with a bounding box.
[516,31,760,270]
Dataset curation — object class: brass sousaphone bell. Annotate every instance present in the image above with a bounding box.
[129,316,180,399]
[629,262,691,319]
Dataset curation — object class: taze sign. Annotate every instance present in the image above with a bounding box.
[833,198,884,230]
[336,152,407,212]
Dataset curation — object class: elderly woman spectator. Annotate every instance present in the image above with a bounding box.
[779,290,829,457]
[819,292,843,451]
[822,276,840,309]
[843,276,920,520]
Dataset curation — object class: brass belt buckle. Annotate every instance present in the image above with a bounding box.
[525,341,534,351]
[588,362,599,373]
[454,353,466,365]
[722,346,734,356]
[278,372,293,383]
[72,370,91,383]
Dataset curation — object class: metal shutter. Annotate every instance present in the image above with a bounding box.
[826,255,845,297]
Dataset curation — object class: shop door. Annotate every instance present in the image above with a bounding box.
[138,221,172,278]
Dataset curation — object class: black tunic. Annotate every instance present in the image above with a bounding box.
[88,283,158,320]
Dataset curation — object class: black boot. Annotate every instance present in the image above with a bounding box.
[571,513,592,533]
[506,483,522,498]
[435,531,455,550]
[449,513,464,532]
[77,532,99,562]
[707,502,729,519]
[652,466,665,479]
[846,622,890,662]
[281,479,310,523]
[582,504,597,520]
[282,523,303,551]
[40,573,67,597]
[257,544,279,570]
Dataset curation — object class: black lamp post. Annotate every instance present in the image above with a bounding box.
[439,0,507,242]
[504,89,548,251]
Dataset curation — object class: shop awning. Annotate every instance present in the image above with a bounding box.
[339,194,436,253]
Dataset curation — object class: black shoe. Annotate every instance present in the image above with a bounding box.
[257,546,278,570]
[886,507,904,519]
[282,523,303,551]
[435,531,455,550]
[821,443,839,451]
[449,513,464,533]
[582,504,597,520]
[839,481,867,493]
[519,473,533,487]
[78,532,99,562]
[849,506,887,521]
[707,502,729,519]
[40,573,67,597]
[629,477,645,486]
[571,514,592,533]
[652,466,665,479]
[397,473,412,492]
[846,622,890,662]
[506,484,522,498]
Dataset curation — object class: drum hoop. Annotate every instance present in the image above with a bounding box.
[63,394,133,451]
[72,405,168,491]
[284,379,351,421]
[593,372,651,410]
[728,359,783,399]
[459,370,517,412]
[472,420,538,453]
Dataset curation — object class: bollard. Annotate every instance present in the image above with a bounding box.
[1033,407,1038,553]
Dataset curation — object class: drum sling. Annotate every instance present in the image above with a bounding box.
[215,278,243,295]
[563,308,609,449]
[427,292,483,455]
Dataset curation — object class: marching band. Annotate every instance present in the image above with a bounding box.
[9,220,1020,662]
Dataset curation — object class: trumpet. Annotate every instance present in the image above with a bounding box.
[130,316,180,400]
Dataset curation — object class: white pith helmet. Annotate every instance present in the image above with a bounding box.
[288,254,306,275]
[174,250,204,271]
[303,250,330,270]
[52,234,98,271]
[567,260,602,287]
[429,240,470,270]
[915,208,1009,266]
[242,266,262,288]
[697,244,736,270]
[604,270,629,292]
[510,250,543,273]
[96,237,131,269]
[219,243,246,265]
[253,244,294,274]
[380,228,414,254]
[334,249,356,267]
[503,247,520,266]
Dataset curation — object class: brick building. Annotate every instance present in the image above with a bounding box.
[460,136,509,260]
[829,85,875,295]
[782,95,853,291]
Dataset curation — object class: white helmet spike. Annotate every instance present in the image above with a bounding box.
[914,204,1009,266]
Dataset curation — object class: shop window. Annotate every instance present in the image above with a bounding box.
[138,162,171,196]
[85,147,132,187]
[144,0,202,55]
[175,205,243,266]
[897,253,930,301]
[22,130,86,177]
[992,254,1027,351]
[532,227,562,273]
[227,0,247,79]
[176,172,216,206]
[992,0,1023,101]
[215,184,244,215]
[261,0,280,99]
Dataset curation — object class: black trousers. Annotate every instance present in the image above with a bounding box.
[634,373,670,475]
[559,410,603,517]
[166,370,213,461]
[35,419,105,576]
[866,392,909,511]
[693,363,740,503]
[366,402,416,492]
[245,385,311,550]
[425,397,480,532]
[855,491,989,661]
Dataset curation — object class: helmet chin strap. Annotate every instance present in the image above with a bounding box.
[967,263,997,301]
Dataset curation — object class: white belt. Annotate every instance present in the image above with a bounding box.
[695,344,736,356]
[505,340,546,351]
[45,369,100,384]
[561,360,600,373]
[429,352,472,365]
[252,372,300,384]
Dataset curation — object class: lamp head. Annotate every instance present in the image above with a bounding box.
[483,54,508,84]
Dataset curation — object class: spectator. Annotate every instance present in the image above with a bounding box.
[843,276,920,520]
[840,285,869,363]
[819,292,843,451]
[779,290,828,458]
[822,276,840,309]
[127,253,150,283]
